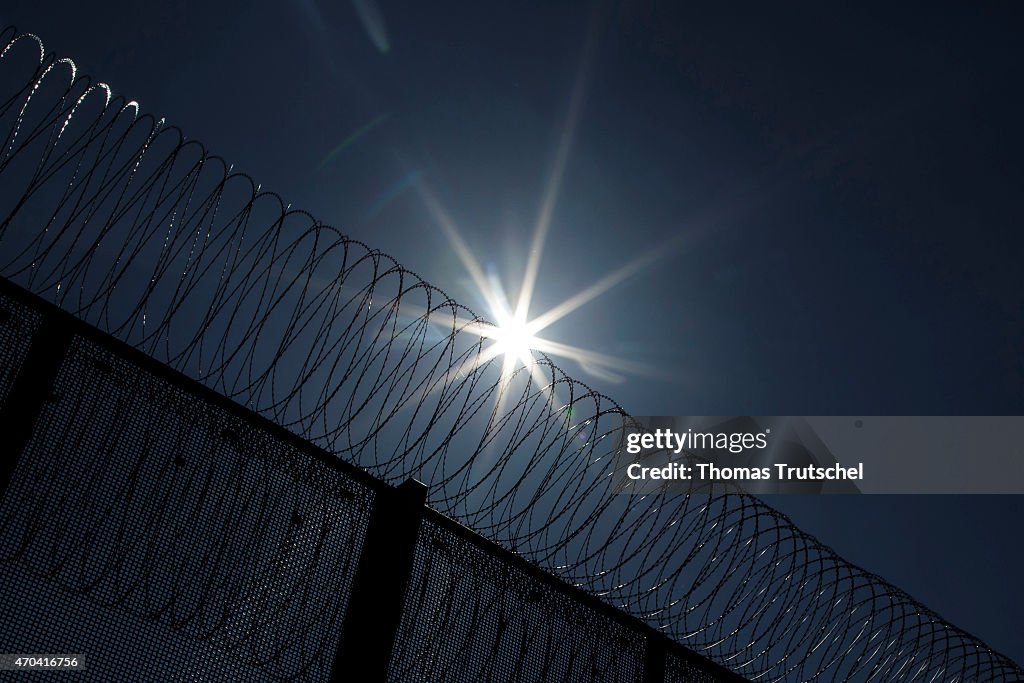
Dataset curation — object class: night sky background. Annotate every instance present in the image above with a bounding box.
[6,0,1023,665]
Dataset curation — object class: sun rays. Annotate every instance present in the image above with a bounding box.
[413,176,663,398]
[404,4,678,409]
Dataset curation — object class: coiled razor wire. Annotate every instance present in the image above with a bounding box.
[0,26,1019,682]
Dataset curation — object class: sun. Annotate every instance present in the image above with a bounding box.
[415,181,662,387]
[407,21,676,389]
[488,310,538,368]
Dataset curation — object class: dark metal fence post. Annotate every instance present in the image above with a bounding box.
[330,478,427,683]
[0,311,73,496]
[644,633,667,683]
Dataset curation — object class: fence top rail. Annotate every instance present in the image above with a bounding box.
[0,274,392,497]
[419,504,750,683]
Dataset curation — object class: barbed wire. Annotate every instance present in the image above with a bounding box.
[0,25,1019,681]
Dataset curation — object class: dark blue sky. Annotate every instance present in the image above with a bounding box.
[7,0,1023,663]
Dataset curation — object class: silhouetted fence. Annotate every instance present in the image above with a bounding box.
[0,24,1021,681]
[0,278,742,681]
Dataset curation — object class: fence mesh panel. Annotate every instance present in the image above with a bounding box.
[0,318,373,681]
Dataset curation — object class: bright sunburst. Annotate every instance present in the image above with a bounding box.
[415,181,664,392]
[487,310,537,368]
[408,11,681,394]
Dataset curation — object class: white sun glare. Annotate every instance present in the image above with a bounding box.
[415,182,662,391]
[489,311,537,366]
[405,10,681,395]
